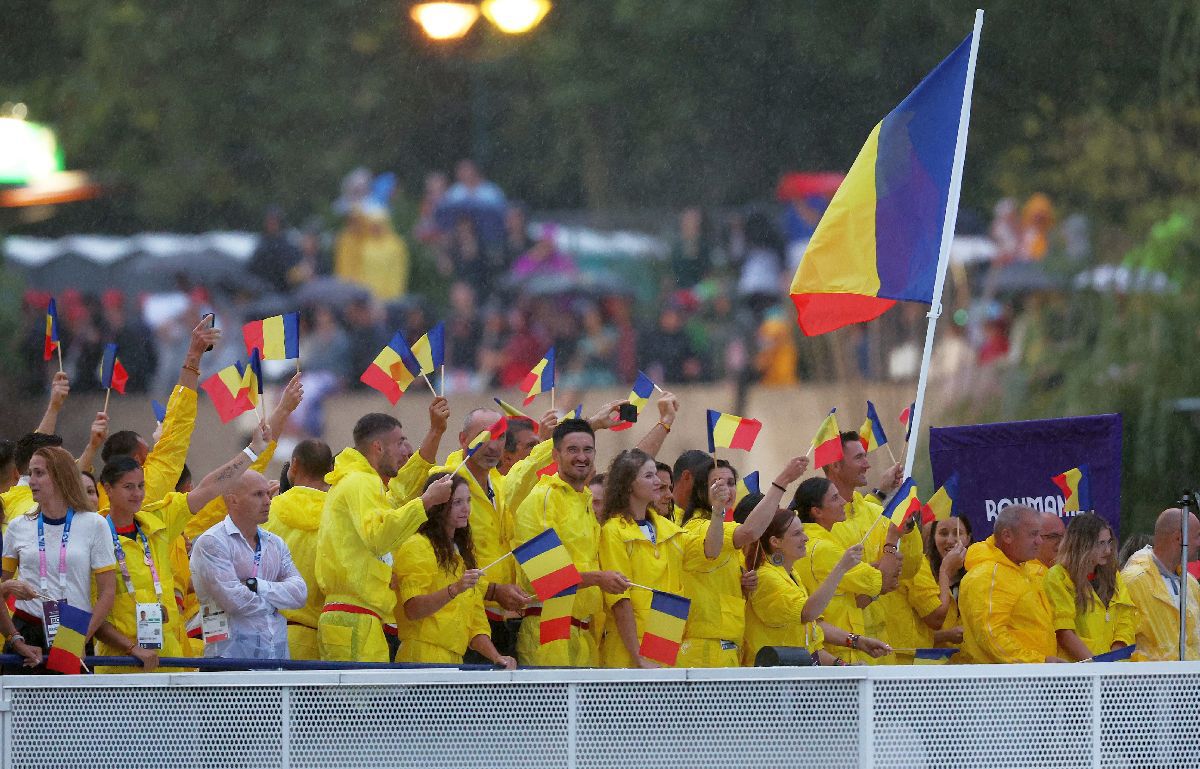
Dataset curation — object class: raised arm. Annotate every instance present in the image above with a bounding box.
[77,412,109,473]
[732,456,809,549]
[184,422,271,514]
[35,371,70,435]
[636,393,677,459]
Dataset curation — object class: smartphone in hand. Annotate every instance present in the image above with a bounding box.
[203,312,216,352]
[618,403,639,423]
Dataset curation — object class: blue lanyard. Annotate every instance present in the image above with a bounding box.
[37,508,74,599]
[107,517,162,602]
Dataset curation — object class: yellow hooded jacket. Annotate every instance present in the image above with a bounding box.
[744,560,824,665]
[1120,545,1200,661]
[680,515,745,646]
[795,522,883,664]
[1044,563,1136,659]
[959,536,1054,663]
[264,485,327,632]
[393,533,488,661]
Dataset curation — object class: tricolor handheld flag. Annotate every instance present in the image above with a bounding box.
[43,297,60,362]
[100,343,129,395]
[361,332,421,405]
[788,31,977,335]
[859,401,888,453]
[639,590,691,667]
[735,471,760,502]
[46,602,91,674]
[1051,465,1092,513]
[201,365,256,423]
[242,312,300,361]
[494,397,537,431]
[922,472,959,523]
[539,585,577,644]
[242,349,264,410]
[706,410,762,453]
[900,402,915,443]
[883,477,922,528]
[811,409,843,468]
[512,528,582,601]
[465,416,508,458]
[612,371,656,432]
[411,322,445,376]
[151,399,167,424]
[911,647,957,665]
[1091,644,1135,663]
[521,348,555,406]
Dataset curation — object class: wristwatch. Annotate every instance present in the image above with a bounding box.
[244,578,258,593]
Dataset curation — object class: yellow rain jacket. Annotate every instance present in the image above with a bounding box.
[678,514,744,667]
[795,522,883,664]
[598,511,684,668]
[96,384,198,512]
[744,560,824,665]
[513,472,599,667]
[94,493,193,671]
[1043,564,1136,660]
[317,447,426,662]
[959,536,1054,663]
[1,485,36,527]
[1120,545,1200,661]
[264,485,327,660]
[890,554,944,661]
[386,452,434,507]
[393,533,488,663]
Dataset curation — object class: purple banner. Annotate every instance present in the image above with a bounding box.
[928,414,1122,539]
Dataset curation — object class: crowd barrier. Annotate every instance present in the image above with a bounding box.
[1,659,1199,768]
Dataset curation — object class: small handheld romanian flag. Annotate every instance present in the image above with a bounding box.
[811,409,843,468]
[361,331,420,405]
[46,602,91,674]
[735,471,760,502]
[859,401,888,452]
[911,647,957,665]
[921,472,959,523]
[494,397,535,428]
[411,322,445,376]
[706,410,762,453]
[521,348,556,405]
[1051,465,1092,512]
[101,343,129,394]
[539,585,577,644]
[465,416,508,458]
[612,371,656,432]
[43,297,60,361]
[242,312,300,361]
[883,477,922,528]
[512,528,582,601]
[900,402,915,442]
[201,364,256,423]
[639,590,691,667]
[242,349,264,408]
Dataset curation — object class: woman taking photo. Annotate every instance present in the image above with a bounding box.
[0,446,117,673]
[1044,513,1135,661]
[744,508,889,664]
[94,424,271,672]
[919,515,972,646]
[598,449,684,668]
[677,456,809,667]
[393,473,515,668]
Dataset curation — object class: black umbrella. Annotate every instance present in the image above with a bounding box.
[291,276,371,307]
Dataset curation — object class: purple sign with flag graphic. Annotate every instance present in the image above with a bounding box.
[928,414,1121,539]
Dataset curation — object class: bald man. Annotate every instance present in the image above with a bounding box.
[1034,512,1066,572]
[191,470,307,659]
[1121,508,1200,660]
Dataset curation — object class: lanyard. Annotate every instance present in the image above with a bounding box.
[107,517,163,603]
[37,508,75,600]
[251,529,262,580]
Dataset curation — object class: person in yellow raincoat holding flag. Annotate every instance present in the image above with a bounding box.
[959,504,1062,663]
[393,474,515,667]
[1121,507,1200,661]
[263,439,334,661]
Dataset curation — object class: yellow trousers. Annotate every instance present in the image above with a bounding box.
[287,624,319,661]
[517,617,599,667]
[318,611,389,663]
[676,637,741,668]
[394,639,462,665]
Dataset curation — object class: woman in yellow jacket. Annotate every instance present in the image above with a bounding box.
[1044,513,1136,661]
[744,507,890,665]
[393,474,516,668]
[677,455,810,667]
[95,424,271,672]
[598,449,684,668]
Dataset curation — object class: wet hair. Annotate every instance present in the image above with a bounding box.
[603,449,655,524]
[732,492,764,524]
[924,516,974,578]
[416,473,475,572]
[746,509,799,571]
[353,413,402,449]
[16,432,63,474]
[681,459,737,524]
[505,417,538,452]
[552,418,594,449]
[1119,534,1152,570]
[291,439,334,480]
[99,455,142,487]
[790,477,834,524]
[101,430,143,463]
[1057,513,1116,612]
[30,446,89,512]
[672,450,711,483]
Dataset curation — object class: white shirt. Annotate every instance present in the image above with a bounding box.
[190,516,307,660]
[2,509,116,618]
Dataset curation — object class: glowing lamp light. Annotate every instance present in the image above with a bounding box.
[411,2,481,41]
[0,117,63,185]
[480,0,551,34]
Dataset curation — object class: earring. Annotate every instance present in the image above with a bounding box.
[770,553,785,566]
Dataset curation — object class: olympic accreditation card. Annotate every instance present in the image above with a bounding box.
[41,599,63,646]
[136,602,164,649]
[200,603,230,644]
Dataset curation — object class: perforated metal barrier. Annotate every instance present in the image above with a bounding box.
[2,662,1199,768]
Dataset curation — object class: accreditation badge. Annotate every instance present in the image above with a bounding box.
[136,602,164,649]
[200,603,230,644]
[41,599,63,647]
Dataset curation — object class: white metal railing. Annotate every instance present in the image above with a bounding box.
[2,662,1199,768]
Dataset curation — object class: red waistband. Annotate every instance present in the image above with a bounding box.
[12,608,40,626]
[382,624,398,637]
[322,603,382,622]
[523,607,590,630]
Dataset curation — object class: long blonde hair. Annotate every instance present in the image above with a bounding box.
[28,446,91,515]
[1056,513,1116,612]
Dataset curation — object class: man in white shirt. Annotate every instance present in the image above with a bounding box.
[191,469,306,659]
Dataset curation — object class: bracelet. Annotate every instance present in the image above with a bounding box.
[847,633,859,650]
[656,421,671,433]
[771,481,788,493]
[182,363,201,375]
[243,446,259,462]
[10,633,24,646]
[882,544,898,555]
[125,641,138,655]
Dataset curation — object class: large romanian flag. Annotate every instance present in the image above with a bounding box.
[46,602,91,674]
[639,590,691,667]
[706,410,762,453]
[512,528,582,602]
[789,33,977,335]
[243,312,300,361]
[361,331,420,405]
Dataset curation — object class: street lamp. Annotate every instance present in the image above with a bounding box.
[481,0,551,34]
[411,0,550,41]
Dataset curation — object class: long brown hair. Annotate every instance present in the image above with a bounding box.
[29,446,90,515]
[681,459,737,525]
[745,509,798,571]
[416,473,476,572]
[1056,512,1116,612]
[602,449,654,524]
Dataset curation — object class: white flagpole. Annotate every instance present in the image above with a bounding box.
[903,9,985,477]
